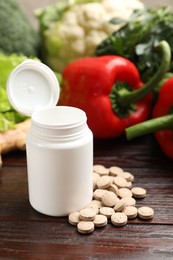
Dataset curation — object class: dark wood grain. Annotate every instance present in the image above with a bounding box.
[0,135,173,259]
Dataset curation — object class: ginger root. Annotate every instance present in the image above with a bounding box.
[0,119,31,167]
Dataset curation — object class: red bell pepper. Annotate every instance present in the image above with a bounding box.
[59,41,170,138]
[126,77,173,159]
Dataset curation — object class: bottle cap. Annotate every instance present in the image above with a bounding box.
[6,59,60,116]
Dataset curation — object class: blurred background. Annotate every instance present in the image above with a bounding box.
[1,0,173,139]
[18,0,173,28]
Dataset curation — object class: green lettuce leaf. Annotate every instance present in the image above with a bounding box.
[0,52,29,132]
[0,88,11,112]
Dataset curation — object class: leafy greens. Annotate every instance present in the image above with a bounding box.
[0,53,28,132]
[96,7,173,82]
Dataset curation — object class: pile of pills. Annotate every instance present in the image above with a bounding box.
[68,165,154,234]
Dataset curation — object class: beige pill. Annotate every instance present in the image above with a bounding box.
[77,221,95,234]
[84,203,99,214]
[113,176,127,188]
[93,214,108,227]
[111,212,128,226]
[118,188,132,198]
[93,172,100,190]
[126,181,133,189]
[123,206,138,219]
[93,189,107,201]
[101,191,119,207]
[119,171,134,182]
[80,208,96,221]
[131,187,146,199]
[94,166,109,176]
[93,164,105,173]
[121,197,136,206]
[97,176,112,189]
[124,172,134,182]
[109,166,124,176]
[99,207,115,218]
[114,199,125,212]
[138,206,154,219]
[68,212,80,225]
[93,171,100,181]
[90,199,102,208]
[108,184,119,195]
[109,176,115,182]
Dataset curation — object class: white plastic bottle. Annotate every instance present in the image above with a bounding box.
[6,60,93,216]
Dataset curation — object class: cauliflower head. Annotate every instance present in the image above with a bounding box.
[36,0,144,72]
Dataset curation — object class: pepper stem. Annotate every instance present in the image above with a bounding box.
[126,114,173,140]
[117,40,171,106]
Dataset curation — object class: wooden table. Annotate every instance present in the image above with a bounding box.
[0,135,173,259]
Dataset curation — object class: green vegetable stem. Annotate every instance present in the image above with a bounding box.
[126,114,173,140]
[112,41,171,107]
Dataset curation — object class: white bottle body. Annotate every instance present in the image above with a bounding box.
[26,107,93,216]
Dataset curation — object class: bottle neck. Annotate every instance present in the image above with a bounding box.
[30,121,88,142]
[29,106,89,142]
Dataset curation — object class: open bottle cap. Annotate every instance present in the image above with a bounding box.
[6,59,60,117]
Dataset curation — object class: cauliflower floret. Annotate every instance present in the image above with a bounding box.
[58,24,85,40]
[85,30,108,54]
[70,39,86,54]
[40,0,144,72]
[63,11,78,25]
[75,3,108,30]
